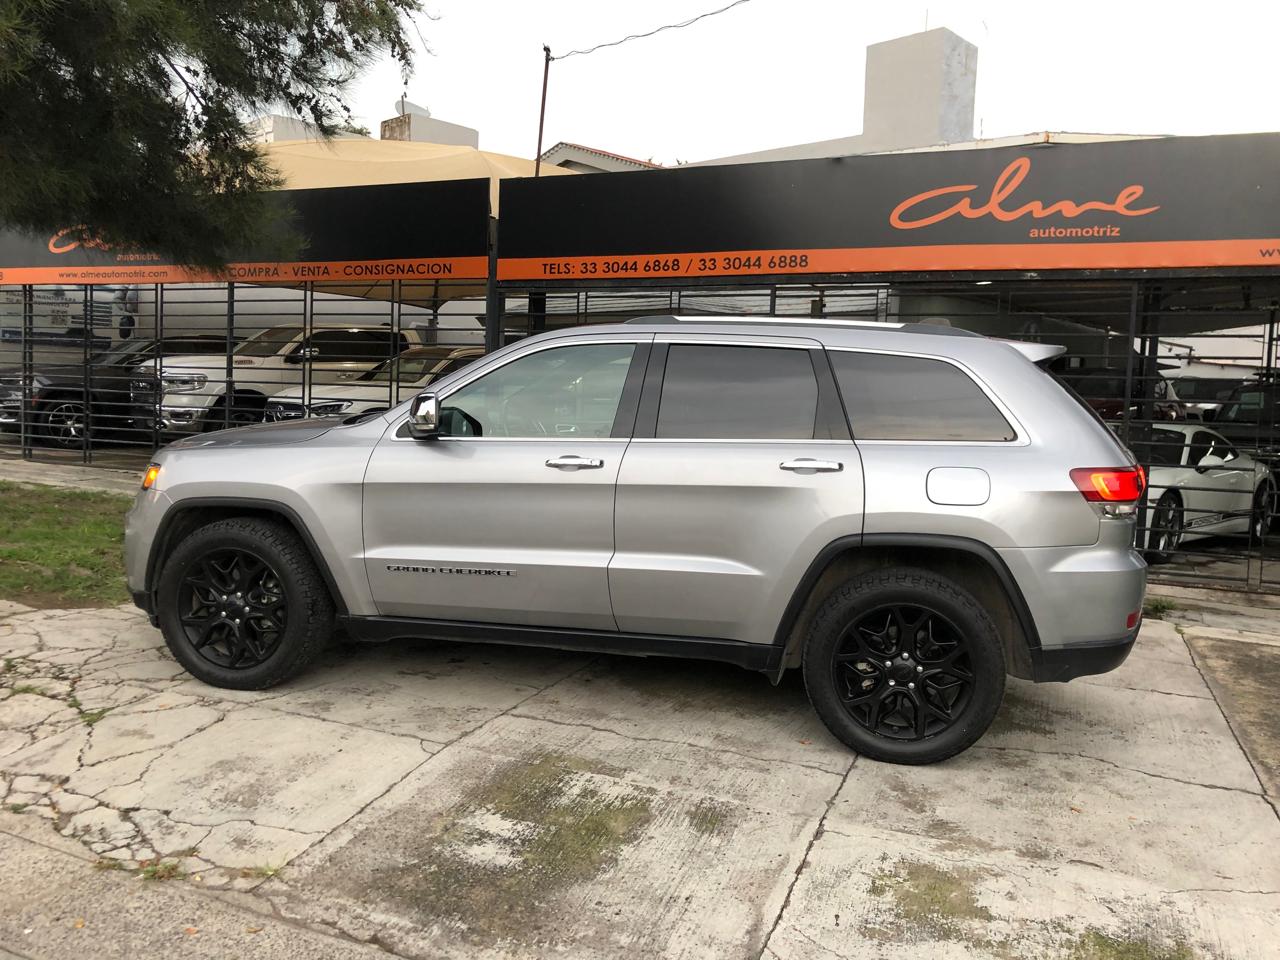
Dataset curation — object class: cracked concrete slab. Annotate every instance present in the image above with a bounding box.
[4,600,1280,959]
[1184,630,1280,801]
[514,655,851,774]
[197,820,322,869]
[829,744,1280,891]
[81,699,222,765]
[272,712,839,959]
[984,675,1260,792]
[0,821,386,959]
[762,826,1280,960]
[260,642,590,743]
[109,710,428,832]
[1074,628,1214,699]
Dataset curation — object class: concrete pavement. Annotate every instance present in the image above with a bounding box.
[2,599,1279,959]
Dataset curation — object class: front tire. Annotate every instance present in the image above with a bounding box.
[802,567,1005,765]
[39,395,88,448]
[204,391,266,431]
[157,517,334,689]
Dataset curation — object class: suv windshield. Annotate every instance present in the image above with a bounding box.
[363,350,454,384]
[1174,377,1243,403]
[90,339,157,365]
[234,326,300,358]
[1219,386,1278,423]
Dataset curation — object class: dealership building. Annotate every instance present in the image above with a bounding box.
[2,29,1279,592]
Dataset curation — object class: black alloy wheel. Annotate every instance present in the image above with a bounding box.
[178,548,287,669]
[158,517,333,689]
[831,604,973,741]
[41,398,87,448]
[1148,492,1183,563]
[802,567,1005,765]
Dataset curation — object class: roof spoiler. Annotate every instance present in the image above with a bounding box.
[1001,340,1068,365]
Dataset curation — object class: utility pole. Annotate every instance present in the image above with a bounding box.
[534,45,551,177]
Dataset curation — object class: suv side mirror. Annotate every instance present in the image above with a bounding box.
[286,346,319,364]
[407,393,440,440]
[1196,453,1226,472]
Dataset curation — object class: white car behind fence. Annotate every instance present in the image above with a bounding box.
[1143,422,1277,561]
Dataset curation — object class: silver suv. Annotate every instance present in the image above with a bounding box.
[124,318,1148,764]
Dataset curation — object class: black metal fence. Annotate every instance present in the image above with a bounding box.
[2,275,1277,592]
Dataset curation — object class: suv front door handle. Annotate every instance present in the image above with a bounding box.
[546,455,605,470]
[779,458,843,473]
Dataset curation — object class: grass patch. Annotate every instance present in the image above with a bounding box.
[1143,596,1178,619]
[361,752,652,944]
[138,860,182,881]
[80,707,112,726]
[8,683,48,697]
[239,864,282,880]
[0,481,130,607]
[6,802,28,813]
[866,859,992,943]
[1069,930,1196,960]
[93,858,126,871]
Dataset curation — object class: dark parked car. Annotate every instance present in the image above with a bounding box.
[1210,381,1280,460]
[0,335,234,448]
[1058,367,1185,422]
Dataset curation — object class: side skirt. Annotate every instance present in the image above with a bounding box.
[338,615,783,672]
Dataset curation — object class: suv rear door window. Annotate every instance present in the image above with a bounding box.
[655,344,818,440]
[830,351,1015,441]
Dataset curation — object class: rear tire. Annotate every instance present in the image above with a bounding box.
[801,567,1005,765]
[157,517,334,689]
[1253,481,1277,545]
[1146,491,1183,564]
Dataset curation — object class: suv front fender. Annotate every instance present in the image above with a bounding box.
[138,497,356,620]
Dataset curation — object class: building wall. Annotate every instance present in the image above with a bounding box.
[692,28,978,166]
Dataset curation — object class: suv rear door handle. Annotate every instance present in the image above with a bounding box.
[546,455,605,470]
[780,458,843,473]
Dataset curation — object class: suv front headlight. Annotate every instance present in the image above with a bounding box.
[309,400,353,417]
[160,373,208,393]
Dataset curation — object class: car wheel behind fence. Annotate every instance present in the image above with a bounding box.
[39,396,88,448]
[1147,492,1183,564]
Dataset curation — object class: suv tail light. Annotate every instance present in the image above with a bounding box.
[1070,466,1146,503]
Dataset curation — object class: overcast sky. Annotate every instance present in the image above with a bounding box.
[346,0,1280,165]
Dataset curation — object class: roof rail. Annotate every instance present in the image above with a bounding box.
[623,315,982,337]
[624,314,905,329]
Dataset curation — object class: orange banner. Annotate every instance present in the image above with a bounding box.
[0,256,490,286]
[497,240,1280,281]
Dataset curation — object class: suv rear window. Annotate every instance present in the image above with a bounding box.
[830,351,1015,441]
[656,344,818,440]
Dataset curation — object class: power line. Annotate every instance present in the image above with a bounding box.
[552,0,755,61]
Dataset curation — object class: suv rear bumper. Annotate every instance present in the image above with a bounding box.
[1028,626,1138,682]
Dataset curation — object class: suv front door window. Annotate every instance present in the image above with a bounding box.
[440,343,634,439]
